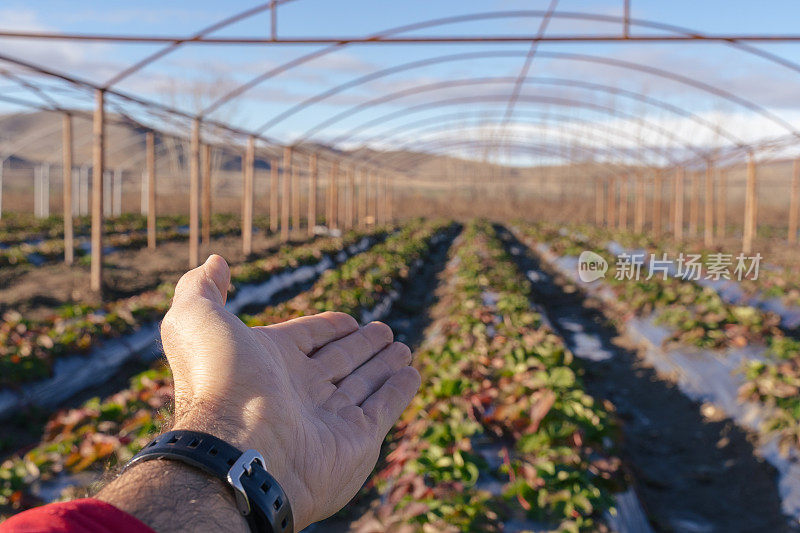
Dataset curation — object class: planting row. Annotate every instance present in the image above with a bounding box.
[0,219,448,518]
[584,225,800,318]
[521,223,781,351]
[0,214,266,268]
[0,227,387,387]
[357,222,623,532]
[519,223,800,477]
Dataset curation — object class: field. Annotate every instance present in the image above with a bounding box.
[5,2,800,532]
[0,212,799,532]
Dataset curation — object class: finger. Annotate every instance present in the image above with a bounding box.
[173,254,231,307]
[323,342,411,411]
[312,321,393,382]
[361,366,421,437]
[263,311,358,355]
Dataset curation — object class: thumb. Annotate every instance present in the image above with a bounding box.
[173,254,231,307]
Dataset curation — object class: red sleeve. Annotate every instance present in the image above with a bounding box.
[0,498,155,533]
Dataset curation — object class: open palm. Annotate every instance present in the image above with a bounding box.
[160,255,420,530]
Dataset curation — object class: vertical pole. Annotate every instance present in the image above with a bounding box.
[635,174,645,232]
[704,160,714,247]
[189,118,201,268]
[270,0,277,40]
[202,144,212,244]
[146,131,156,250]
[329,160,339,230]
[343,167,352,229]
[618,176,628,230]
[270,159,279,233]
[62,114,73,265]
[378,174,387,226]
[689,170,700,237]
[595,179,604,226]
[357,167,367,228]
[308,153,318,236]
[674,167,684,242]
[281,146,291,242]
[91,89,105,293]
[386,175,394,224]
[372,171,379,224]
[743,152,757,254]
[607,176,616,229]
[243,136,255,255]
[291,153,300,231]
[789,159,799,244]
[653,171,664,236]
[325,162,332,228]
[717,169,727,240]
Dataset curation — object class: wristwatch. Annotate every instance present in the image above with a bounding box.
[125,430,293,533]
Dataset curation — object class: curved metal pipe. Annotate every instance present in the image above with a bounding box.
[301,85,706,159]
[252,51,744,147]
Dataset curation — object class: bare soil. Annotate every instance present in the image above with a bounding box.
[498,226,795,533]
[0,230,310,318]
[305,226,462,533]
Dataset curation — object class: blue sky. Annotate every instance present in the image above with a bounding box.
[2,0,800,165]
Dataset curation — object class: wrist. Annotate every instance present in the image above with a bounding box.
[98,458,249,533]
[171,407,313,530]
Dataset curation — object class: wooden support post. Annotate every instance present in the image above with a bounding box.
[689,170,700,237]
[378,174,387,226]
[789,159,799,244]
[308,153,317,236]
[91,89,105,293]
[357,168,367,228]
[743,153,757,254]
[0,160,4,220]
[243,136,255,255]
[674,167,685,242]
[606,176,616,229]
[330,161,339,230]
[202,144,212,245]
[62,114,74,265]
[595,179,604,226]
[704,161,714,247]
[146,132,156,250]
[325,162,332,228]
[618,176,628,230]
[653,173,663,236]
[291,154,300,231]
[270,159,279,234]
[386,175,394,223]
[343,167,353,229]
[281,146,291,242]
[716,169,727,240]
[372,171,379,224]
[189,118,201,268]
[635,174,645,233]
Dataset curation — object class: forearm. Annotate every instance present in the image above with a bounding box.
[96,459,249,533]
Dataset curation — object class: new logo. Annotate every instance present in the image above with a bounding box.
[577,251,608,283]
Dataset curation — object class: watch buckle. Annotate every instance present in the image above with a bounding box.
[227,449,266,516]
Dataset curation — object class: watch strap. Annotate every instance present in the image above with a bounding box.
[126,430,293,533]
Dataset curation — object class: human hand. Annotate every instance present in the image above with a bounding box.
[158,255,420,530]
